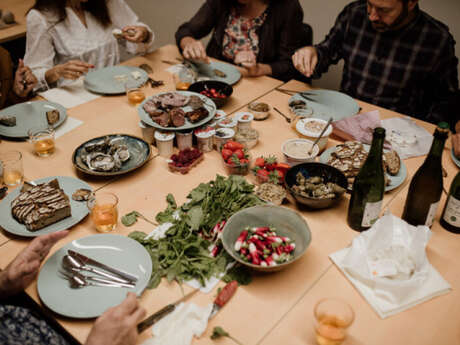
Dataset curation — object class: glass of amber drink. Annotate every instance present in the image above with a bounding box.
[125,81,146,106]
[0,151,23,186]
[28,127,55,157]
[314,298,354,345]
[87,192,118,233]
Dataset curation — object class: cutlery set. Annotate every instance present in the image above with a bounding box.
[59,250,138,289]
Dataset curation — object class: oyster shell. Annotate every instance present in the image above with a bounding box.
[86,152,116,172]
[0,115,16,127]
[72,188,92,201]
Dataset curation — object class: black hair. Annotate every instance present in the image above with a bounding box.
[30,0,111,27]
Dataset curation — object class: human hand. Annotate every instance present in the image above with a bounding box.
[453,133,460,158]
[234,50,256,68]
[12,59,37,98]
[0,231,68,298]
[292,46,318,77]
[85,292,146,345]
[47,60,94,83]
[180,37,209,63]
[122,26,150,43]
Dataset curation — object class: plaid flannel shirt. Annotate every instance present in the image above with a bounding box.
[313,1,459,127]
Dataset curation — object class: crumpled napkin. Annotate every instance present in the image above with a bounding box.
[381,116,433,159]
[329,214,451,318]
[141,302,213,345]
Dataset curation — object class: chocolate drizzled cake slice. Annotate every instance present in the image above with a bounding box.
[11,179,71,231]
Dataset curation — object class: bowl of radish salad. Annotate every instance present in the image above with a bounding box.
[222,205,311,272]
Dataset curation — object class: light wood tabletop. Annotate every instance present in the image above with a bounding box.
[0,0,33,44]
[0,46,459,345]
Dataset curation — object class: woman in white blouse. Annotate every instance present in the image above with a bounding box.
[24,0,155,90]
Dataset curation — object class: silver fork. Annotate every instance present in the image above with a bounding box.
[59,270,133,289]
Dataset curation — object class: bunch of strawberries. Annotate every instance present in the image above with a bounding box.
[221,141,249,167]
[253,156,290,184]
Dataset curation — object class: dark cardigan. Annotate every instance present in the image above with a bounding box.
[175,0,305,82]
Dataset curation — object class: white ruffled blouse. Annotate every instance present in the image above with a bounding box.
[24,0,154,90]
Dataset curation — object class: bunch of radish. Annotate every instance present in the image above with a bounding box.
[234,226,295,266]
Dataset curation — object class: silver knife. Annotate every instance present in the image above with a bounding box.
[68,250,138,283]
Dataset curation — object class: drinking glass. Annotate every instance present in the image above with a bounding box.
[173,67,195,91]
[0,151,24,186]
[87,192,119,233]
[125,81,146,106]
[314,298,354,345]
[28,127,55,157]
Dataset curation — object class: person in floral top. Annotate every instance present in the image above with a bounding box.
[176,0,306,81]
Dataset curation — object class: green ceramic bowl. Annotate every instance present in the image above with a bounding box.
[221,205,312,272]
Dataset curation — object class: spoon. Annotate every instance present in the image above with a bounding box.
[307,117,334,156]
[59,270,130,289]
[62,255,132,285]
[274,107,291,123]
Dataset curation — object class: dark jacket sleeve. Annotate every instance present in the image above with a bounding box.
[312,3,352,79]
[175,0,221,52]
[267,0,305,81]
[426,33,459,130]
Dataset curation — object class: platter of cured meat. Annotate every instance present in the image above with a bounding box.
[138,91,216,131]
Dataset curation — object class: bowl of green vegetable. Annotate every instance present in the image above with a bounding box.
[221,205,311,272]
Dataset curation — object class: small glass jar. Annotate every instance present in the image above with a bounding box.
[236,112,254,131]
[194,127,215,152]
[214,128,235,151]
[176,130,193,150]
[218,117,237,132]
[154,131,175,157]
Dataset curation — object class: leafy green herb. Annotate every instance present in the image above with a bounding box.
[122,211,157,227]
[129,175,263,288]
[222,264,252,286]
[210,326,244,345]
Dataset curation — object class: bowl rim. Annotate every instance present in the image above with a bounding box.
[221,204,312,270]
[296,117,333,138]
[281,138,319,160]
[284,162,347,202]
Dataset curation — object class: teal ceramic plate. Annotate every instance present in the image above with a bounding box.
[451,148,460,169]
[319,144,407,192]
[0,100,67,138]
[0,176,91,237]
[289,90,360,121]
[138,91,216,131]
[37,234,151,318]
[193,61,241,85]
[84,66,148,95]
[72,134,151,176]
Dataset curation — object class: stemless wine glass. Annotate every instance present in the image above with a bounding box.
[125,81,146,106]
[28,127,56,157]
[314,298,354,345]
[0,151,24,186]
[87,192,119,233]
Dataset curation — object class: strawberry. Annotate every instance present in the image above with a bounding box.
[274,163,290,172]
[224,141,244,151]
[221,148,233,161]
[234,149,245,160]
[256,168,269,181]
[240,158,249,165]
[264,156,278,171]
[254,157,265,168]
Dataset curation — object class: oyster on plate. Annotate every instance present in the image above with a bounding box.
[80,136,130,172]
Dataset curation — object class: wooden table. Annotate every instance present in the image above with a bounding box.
[1,49,459,345]
[0,0,33,44]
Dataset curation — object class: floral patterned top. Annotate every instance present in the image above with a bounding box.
[222,8,268,61]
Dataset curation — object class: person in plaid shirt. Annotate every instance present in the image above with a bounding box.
[292,0,459,134]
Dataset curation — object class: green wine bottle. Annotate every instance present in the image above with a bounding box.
[347,127,386,231]
[440,171,460,233]
[402,123,449,227]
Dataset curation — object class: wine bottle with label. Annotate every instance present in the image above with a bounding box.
[402,123,449,227]
[347,127,386,231]
[440,171,460,233]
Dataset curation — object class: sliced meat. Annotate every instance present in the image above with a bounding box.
[159,92,189,108]
[150,112,170,127]
[185,107,209,123]
[143,100,158,115]
[170,108,186,127]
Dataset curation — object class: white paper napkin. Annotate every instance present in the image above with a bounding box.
[142,302,213,345]
[55,117,83,139]
[382,117,433,159]
[39,79,101,109]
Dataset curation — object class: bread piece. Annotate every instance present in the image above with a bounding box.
[383,150,401,176]
[46,109,60,126]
